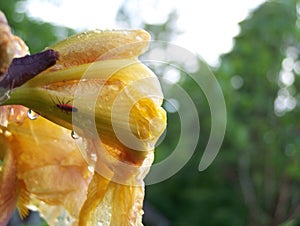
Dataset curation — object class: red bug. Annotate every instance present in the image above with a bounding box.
[52,96,78,113]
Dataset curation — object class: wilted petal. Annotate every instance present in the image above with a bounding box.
[77,172,145,226]
[0,141,18,226]
[0,11,31,225]
[1,116,93,223]
[0,11,28,75]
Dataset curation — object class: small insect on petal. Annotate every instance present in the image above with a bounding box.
[51,96,78,114]
[56,104,78,113]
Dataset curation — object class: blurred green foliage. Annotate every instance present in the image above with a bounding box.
[2,0,300,225]
[0,0,74,53]
[141,0,300,225]
[217,0,300,225]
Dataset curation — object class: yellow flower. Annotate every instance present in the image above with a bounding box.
[0,11,166,226]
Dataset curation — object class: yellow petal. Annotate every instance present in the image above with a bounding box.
[0,140,18,225]
[3,116,92,222]
[0,11,31,224]
[0,11,29,74]
[110,183,144,226]
[46,29,150,70]
[78,173,110,225]
[78,173,145,226]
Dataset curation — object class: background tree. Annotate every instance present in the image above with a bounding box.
[219,0,300,225]
[137,0,300,225]
[0,0,74,53]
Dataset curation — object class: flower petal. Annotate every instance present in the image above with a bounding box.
[46,29,150,71]
[0,11,29,75]
[0,141,18,226]
[4,116,93,222]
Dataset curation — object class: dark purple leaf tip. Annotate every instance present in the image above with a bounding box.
[0,49,59,90]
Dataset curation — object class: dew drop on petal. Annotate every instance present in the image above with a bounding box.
[88,165,95,173]
[71,130,80,139]
[90,153,97,162]
[27,109,39,120]
[4,130,12,137]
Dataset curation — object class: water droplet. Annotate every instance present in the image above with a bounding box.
[88,165,94,173]
[27,109,39,120]
[4,130,12,137]
[71,130,80,139]
[90,153,97,162]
